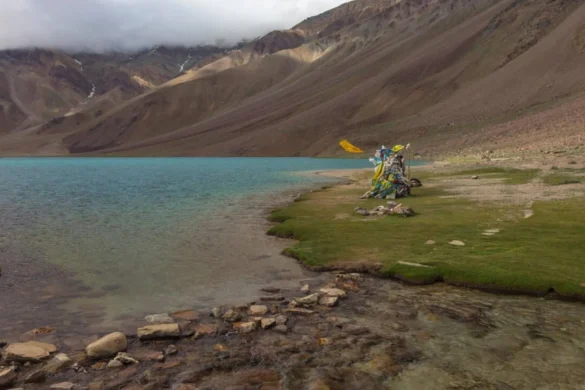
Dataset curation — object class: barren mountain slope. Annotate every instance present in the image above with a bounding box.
[2,0,585,157]
[0,45,227,135]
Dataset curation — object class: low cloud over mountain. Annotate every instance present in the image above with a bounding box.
[0,0,348,52]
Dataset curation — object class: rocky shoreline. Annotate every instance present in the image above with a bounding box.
[0,273,409,389]
[3,269,585,389]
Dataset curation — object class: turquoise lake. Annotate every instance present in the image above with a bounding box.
[0,157,382,335]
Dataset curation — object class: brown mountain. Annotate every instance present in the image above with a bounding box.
[2,0,585,157]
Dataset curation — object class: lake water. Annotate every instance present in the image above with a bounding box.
[0,157,380,335]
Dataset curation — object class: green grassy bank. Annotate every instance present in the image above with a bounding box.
[268,168,585,299]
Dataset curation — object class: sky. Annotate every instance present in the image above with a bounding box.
[0,0,349,53]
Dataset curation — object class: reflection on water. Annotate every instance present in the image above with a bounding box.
[0,157,370,335]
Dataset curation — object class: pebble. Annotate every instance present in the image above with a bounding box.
[164,345,178,356]
[425,240,436,245]
[273,325,288,334]
[300,284,310,294]
[211,308,221,318]
[114,352,139,365]
[449,240,466,246]
[106,360,124,369]
[472,176,479,179]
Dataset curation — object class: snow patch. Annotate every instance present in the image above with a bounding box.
[178,54,192,73]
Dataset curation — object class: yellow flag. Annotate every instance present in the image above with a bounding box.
[339,139,364,153]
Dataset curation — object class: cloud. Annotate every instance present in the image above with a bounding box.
[0,0,349,53]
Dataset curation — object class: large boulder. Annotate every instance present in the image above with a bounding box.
[137,323,181,340]
[3,342,53,362]
[85,332,128,359]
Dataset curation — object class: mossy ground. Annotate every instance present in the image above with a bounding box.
[268,167,585,298]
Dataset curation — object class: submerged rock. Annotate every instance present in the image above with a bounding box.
[449,240,466,246]
[300,284,310,294]
[248,305,268,316]
[49,383,80,390]
[43,353,73,374]
[3,342,52,362]
[221,309,241,323]
[85,332,127,359]
[319,296,339,307]
[0,368,16,388]
[137,324,181,340]
[261,318,277,329]
[233,322,257,334]
[164,345,178,356]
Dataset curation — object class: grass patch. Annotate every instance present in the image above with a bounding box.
[449,167,540,184]
[542,173,582,186]
[269,184,585,298]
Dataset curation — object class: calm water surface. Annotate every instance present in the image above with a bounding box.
[0,157,374,334]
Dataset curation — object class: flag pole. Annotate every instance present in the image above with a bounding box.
[407,144,412,181]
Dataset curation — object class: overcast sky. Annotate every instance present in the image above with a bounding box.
[0,0,349,53]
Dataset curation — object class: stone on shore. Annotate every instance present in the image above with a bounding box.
[319,296,339,307]
[275,315,288,325]
[3,342,52,362]
[194,324,218,338]
[0,368,16,388]
[49,383,81,390]
[273,325,288,334]
[85,332,127,359]
[294,293,320,307]
[449,240,466,246]
[233,322,257,334]
[248,305,268,316]
[221,309,241,323]
[320,288,347,299]
[107,359,124,369]
[26,341,57,354]
[261,318,277,329]
[300,284,310,294]
[285,308,315,316]
[137,324,181,340]
[211,307,222,318]
[145,313,174,323]
[354,207,370,216]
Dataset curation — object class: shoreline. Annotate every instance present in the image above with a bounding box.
[268,161,585,303]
